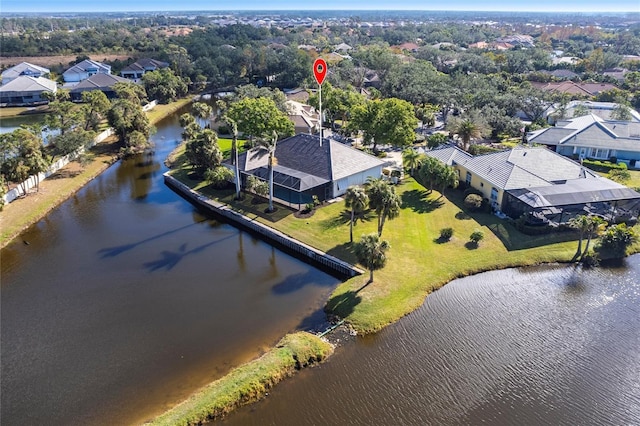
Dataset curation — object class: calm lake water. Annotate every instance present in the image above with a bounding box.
[223,257,640,426]
[0,108,340,425]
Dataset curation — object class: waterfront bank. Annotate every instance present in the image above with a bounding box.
[0,97,192,248]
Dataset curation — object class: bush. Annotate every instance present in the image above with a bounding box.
[470,230,485,244]
[204,166,233,189]
[468,144,501,155]
[582,159,627,173]
[217,124,230,135]
[463,187,483,198]
[608,169,631,183]
[464,194,483,211]
[439,227,454,241]
[595,223,637,258]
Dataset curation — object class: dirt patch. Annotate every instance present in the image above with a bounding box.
[294,209,316,219]
[2,54,135,68]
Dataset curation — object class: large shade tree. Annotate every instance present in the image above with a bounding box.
[350,98,417,151]
[226,97,294,146]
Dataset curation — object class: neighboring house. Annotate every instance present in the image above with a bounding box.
[541,69,579,80]
[545,101,640,124]
[286,100,319,135]
[285,88,310,103]
[603,67,629,83]
[334,43,352,52]
[0,76,57,106]
[531,81,616,97]
[527,114,640,168]
[63,59,111,83]
[227,133,386,207]
[69,74,131,101]
[120,58,169,81]
[1,62,50,85]
[425,145,640,225]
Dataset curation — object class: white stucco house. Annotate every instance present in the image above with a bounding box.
[63,60,111,83]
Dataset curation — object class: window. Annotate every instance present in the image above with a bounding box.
[590,148,609,159]
[491,187,498,201]
[465,171,472,185]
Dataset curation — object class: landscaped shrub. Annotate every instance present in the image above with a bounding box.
[463,187,483,198]
[595,223,637,258]
[439,227,454,241]
[464,194,483,211]
[469,229,485,245]
[582,159,627,173]
[468,144,501,155]
[204,166,233,189]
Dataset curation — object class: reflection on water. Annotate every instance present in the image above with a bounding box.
[1,108,339,426]
[224,256,640,426]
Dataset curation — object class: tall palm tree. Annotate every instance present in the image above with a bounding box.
[354,233,391,284]
[226,118,241,199]
[402,148,422,176]
[455,119,482,151]
[568,214,591,261]
[436,165,459,199]
[344,186,369,243]
[257,131,278,212]
[191,102,213,127]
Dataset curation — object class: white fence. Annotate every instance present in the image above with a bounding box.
[3,128,114,204]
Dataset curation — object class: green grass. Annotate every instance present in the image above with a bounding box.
[146,97,193,125]
[169,164,640,333]
[597,169,640,189]
[146,332,333,426]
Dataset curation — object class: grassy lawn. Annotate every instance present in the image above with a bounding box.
[625,169,640,189]
[170,162,639,333]
[0,105,50,118]
[146,97,193,125]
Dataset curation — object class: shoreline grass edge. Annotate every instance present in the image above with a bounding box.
[144,332,333,426]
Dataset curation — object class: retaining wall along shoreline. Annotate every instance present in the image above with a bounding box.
[164,173,363,279]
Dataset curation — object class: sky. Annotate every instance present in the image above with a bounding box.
[2,0,639,13]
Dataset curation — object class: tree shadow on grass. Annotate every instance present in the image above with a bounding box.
[465,241,479,250]
[320,210,373,231]
[325,290,362,319]
[326,242,359,265]
[401,189,444,214]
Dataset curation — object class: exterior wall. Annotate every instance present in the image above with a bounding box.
[332,165,383,198]
[458,166,505,211]
[0,90,53,106]
[63,68,109,83]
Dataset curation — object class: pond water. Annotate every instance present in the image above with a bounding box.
[0,107,340,425]
[223,257,640,426]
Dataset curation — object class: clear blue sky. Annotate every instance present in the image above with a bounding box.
[2,0,639,13]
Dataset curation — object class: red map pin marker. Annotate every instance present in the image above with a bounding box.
[313,58,327,85]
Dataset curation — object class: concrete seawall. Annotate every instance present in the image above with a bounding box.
[164,173,363,279]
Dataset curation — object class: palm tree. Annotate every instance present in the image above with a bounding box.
[227,118,241,199]
[582,215,607,261]
[402,148,422,176]
[354,233,390,284]
[365,177,401,237]
[447,115,487,152]
[257,131,278,212]
[192,102,213,127]
[344,186,369,243]
[568,214,591,261]
[435,165,459,199]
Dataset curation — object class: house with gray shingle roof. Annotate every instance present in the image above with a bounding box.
[227,133,386,207]
[2,62,50,85]
[69,73,131,101]
[120,58,169,82]
[0,76,57,106]
[528,113,640,168]
[63,59,111,83]
[425,145,640,224]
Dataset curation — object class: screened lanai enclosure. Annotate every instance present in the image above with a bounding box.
[504,179,640,227]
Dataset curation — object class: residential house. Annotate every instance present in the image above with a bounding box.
[63,60,111,83]
[286,100,319,135]
[1,62,50,85]
[0,76,57,106]
[334,43,352,52]
[69,74,131,101]
[531,81,616,97]
[527,114,640,168]
[425,145,640,225]
[545,101,640,124]
[227,133,386,207]
[120,58,169,82]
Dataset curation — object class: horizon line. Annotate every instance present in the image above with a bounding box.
[3,8,640,14]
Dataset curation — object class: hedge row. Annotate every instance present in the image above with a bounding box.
[581,159,628,173]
